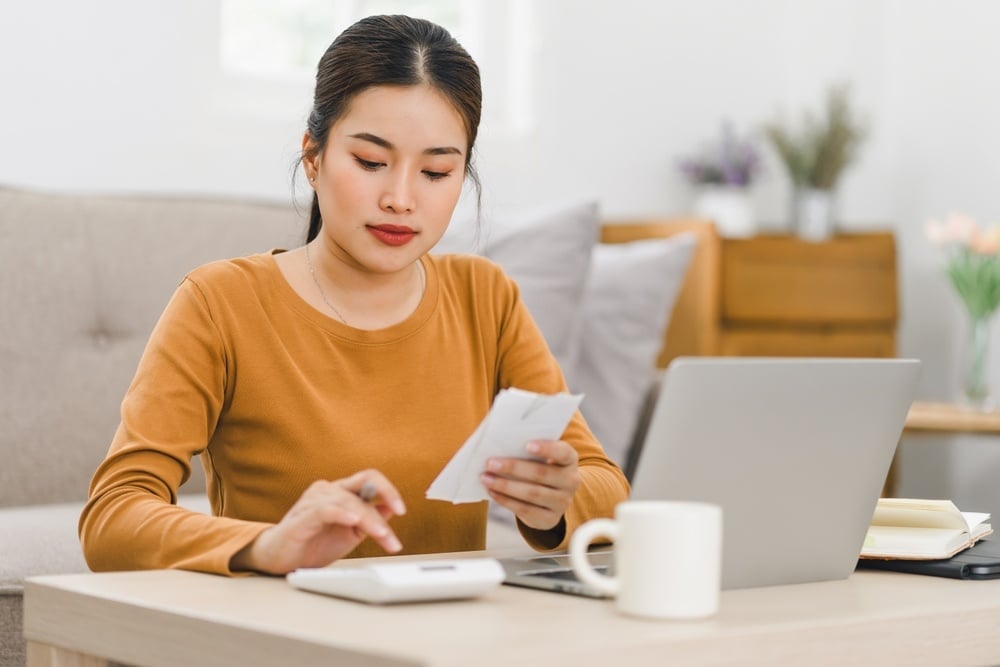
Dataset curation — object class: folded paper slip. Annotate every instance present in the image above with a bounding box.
[859,498,993,560]
[426,388,583,504]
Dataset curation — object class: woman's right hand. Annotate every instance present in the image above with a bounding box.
[230,469,406,575]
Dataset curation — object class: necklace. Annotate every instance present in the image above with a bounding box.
[304,242,349,325]
[303,243,427,326]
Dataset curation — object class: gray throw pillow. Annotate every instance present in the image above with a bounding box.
[570,233,697,467]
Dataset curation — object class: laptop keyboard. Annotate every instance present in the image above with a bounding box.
[524,566,608,581]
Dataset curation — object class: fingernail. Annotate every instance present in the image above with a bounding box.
[481,472,496,485]
[387,536,402,552]
[526,441,541,454]
[488,459,502,472]
[392,499,407,515]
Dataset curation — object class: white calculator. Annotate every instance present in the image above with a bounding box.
[287,558,505,604]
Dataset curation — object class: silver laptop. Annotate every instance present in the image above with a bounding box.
[502,357,921,595]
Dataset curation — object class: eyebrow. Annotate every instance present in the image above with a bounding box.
[348,132,463,157]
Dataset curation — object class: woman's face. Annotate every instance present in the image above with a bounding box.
[304,84,468,276]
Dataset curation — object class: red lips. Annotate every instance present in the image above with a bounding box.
[367,224,417,246]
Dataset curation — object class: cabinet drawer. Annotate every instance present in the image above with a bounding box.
[719,328,896,357]
[722,233,897,325]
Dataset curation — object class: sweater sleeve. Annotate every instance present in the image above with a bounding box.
[493,273,630,551]
[79,278,270,575]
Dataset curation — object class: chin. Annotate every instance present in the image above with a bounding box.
[363,251,426,275]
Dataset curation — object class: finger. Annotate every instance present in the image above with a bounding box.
[287,484,384,527]
[354,510,403,553]
[332,488,404,554]
[481,472,566,510]
[322,491,402,554]
[299,477,395,513]
[525,439,578,466]
[341,469,407,515]
[486,457,552,486]
[486,457,580,492]
[487,487,561,531]
[285,501,364,539]
[294,481,404,554]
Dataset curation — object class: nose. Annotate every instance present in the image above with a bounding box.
[379,170,415,214]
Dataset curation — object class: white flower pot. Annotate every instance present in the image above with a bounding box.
[693,186,755,238]
[794,188,835,241]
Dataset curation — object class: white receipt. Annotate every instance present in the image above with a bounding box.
[426,388,583,504]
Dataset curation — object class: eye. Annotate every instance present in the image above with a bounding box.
[354,156,384,171]
[423,170,451,182]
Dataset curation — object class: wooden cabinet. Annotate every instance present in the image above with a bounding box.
[717,232,901,497]
[601,223,898,367]
[718,233,898,357]
[604,223,900,495]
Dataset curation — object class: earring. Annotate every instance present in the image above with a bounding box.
[309,177,316,182]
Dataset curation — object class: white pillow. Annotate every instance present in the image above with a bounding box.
[571,233,697,467]
[434,202,600,373]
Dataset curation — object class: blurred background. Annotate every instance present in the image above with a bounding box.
[3,0,1000,514]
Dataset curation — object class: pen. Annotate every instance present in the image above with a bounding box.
[358,481,378,503]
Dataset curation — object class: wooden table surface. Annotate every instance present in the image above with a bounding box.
[24,550,1000,667]
[905,400,1000,434]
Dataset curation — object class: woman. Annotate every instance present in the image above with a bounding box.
[79,15,629,576]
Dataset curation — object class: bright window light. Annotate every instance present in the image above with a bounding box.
[220,0,469,79]
[217,0,531,134]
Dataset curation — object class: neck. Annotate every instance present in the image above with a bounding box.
[304,240,426,328]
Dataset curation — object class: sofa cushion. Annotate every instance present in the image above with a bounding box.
[0,187,301,507]
[573,234,697,466]
[0,502,91,591]
[0,494,212,592]
[0,494,211,667]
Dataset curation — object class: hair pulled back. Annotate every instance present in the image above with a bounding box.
[300,15,482,242]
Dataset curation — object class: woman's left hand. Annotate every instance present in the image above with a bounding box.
[480,439,581,531]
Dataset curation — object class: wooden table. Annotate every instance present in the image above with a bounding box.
[905,400,1000,434]
[23,551,1000,667]
[884,400,1000,497]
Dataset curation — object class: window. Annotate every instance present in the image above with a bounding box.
[220,0,473,80]
[216,0,533,135]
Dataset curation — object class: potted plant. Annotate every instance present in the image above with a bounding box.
[678,123,762,238]
[764,84,866,241]
[926,213,1000,410]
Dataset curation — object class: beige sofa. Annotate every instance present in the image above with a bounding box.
[0,185,720,666]
[0,187,304,665]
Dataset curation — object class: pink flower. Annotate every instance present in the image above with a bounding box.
[925,212,989,249]
[928,211,1000,320]
[971,225,1000,256]
[946,212,978,244]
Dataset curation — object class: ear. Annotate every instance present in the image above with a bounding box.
[302,132,320,183]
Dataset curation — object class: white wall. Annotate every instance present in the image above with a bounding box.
[4,0,1000,514]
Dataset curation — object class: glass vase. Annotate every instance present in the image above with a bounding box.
[963,311,994,411]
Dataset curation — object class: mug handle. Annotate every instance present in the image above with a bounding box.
[569,519,619,596]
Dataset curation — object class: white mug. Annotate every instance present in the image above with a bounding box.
[570,500,722,620]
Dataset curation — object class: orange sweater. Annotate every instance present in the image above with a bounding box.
[80,252,629,575]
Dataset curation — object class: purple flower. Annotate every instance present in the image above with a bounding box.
[678,123,761,187]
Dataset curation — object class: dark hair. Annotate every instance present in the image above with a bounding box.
[298,15,483,242]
